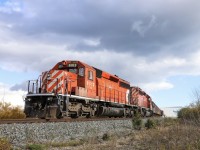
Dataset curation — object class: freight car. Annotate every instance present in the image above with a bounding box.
[24,60,163,119]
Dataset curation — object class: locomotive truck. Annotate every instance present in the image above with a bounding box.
[24,60,163,119]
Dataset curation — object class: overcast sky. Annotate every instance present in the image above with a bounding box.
[0,0,200,107]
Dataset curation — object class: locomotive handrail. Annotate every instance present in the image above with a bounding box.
[27,75,43,94]
[27,80,38,94]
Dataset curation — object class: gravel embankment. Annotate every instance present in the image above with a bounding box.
[0,119,132,148]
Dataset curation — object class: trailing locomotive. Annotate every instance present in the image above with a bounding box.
[24,60,163,119]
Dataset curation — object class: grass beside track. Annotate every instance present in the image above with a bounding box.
[46,118,200,150]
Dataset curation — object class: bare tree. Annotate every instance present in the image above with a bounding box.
[190,87,200,107]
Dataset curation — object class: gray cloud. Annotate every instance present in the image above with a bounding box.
[0,0,200,94]
[0,0,199,56]
[10,81,27,91]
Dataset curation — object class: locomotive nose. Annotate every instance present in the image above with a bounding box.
[41,70,67,94]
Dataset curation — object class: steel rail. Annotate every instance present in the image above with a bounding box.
[0,117,132,124]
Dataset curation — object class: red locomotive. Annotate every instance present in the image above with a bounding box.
[24,60,163,119]
[130,86,163,116]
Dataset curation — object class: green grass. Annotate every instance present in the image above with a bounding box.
[26,144,45,150]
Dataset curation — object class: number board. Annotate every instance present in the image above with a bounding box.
[68,63,77,67]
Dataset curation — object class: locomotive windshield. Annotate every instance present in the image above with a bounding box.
[68,68,77,73]
[67,63,77,74]
[58,63,85,75]
[58,63,78,73]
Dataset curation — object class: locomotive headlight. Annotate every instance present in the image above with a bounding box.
[26,98,32,101]
[47,73,51,79]
[47,97,53,101]
[58,64,63,69]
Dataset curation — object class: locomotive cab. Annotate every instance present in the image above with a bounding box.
[52,60,97,98]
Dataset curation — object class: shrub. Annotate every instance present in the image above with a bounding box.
[145,119,156,129]
[0,101,26,119]
[132,111,142,130]
[178,107,192,119]
[102,133,110,141]
[178,106,200,121]
[0,138,11,150]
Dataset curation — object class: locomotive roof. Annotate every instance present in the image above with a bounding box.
[92,66,129,84]
[131,86,151,98]
[55,60,129,84]
[53,60,95,70]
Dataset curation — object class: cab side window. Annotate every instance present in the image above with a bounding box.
[88,71,93,80]
[79,68,84,76]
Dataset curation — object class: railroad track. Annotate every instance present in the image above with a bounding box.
[0,117,132,124]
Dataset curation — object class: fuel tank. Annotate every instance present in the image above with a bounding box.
[98,106,125,117]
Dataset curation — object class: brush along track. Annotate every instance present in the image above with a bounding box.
[0,117,132,124]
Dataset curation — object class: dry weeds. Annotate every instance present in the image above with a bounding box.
[0,101,25,119]
[57,118,200,150]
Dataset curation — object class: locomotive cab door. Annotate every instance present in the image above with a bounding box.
[85,67,96,98]
[77,66,85,87]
